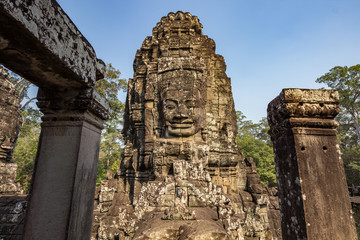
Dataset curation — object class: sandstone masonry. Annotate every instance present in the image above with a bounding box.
[93,11,281,240]
[267,89,357,239]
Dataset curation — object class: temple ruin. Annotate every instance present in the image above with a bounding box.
[92,11,280,240]
[0,1,358,239]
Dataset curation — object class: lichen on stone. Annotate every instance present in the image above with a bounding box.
[93,11,281,240]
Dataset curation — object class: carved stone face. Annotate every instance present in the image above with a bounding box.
[162,88,204,137]
[0,110,21,161]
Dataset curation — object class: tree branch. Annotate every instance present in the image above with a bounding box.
[20,97,36,111]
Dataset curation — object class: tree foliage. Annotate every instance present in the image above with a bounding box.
[316,64,360,186]
[316,65,360,143]
[236,111,277,187]
[13,107,41,192]
[95,64,127,184]
[342,145,360,186]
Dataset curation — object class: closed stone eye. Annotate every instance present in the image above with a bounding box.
[166,105,176,110]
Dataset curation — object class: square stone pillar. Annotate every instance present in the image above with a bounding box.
[267,88,357,240]
[23,88,110,240]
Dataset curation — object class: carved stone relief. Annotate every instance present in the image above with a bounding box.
[0,66,23,194]
[93,11,280,240]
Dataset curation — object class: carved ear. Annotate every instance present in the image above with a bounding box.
[201,128,207,141]
[157,100,167,138]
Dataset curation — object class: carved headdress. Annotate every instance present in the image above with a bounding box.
[157,57,205,95]
[123,11,239,162]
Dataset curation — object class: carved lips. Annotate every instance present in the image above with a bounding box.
[0,135,15,160]
[164,102,197,137]
[166,119,196,137]
[0,118,19,161]
[163,89,203,137]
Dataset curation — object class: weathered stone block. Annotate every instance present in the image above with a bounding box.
[268,88,356,240]
[99,202,113,213]
[158,195,174,207]
[269,196,280,209]
[0,0,105,88]
[188,195,207,207]
[253,194,270,205]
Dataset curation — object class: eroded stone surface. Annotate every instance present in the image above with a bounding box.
[0,1,110,239]
[93,11,280,240]
[268,88,357,240]
[0,66,23,195]
[0,196,27,240]
[0,0,105,88]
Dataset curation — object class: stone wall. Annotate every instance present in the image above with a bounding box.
[0,196,27,240]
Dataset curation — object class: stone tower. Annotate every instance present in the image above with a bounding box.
[0,66,23,194]
[0,67,26,237]
[93,11,280,239]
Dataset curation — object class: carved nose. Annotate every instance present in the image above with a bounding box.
[174,115,188,122]
[178,104,189,117]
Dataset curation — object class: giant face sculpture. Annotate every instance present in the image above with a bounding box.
[0,110,21,161]
[0,70,21,162]
[159,70,205,138]
[162,88,204,137]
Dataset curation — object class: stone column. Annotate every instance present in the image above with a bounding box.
[267,88,357,240]
[23,88,110,240]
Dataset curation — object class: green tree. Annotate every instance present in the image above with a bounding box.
[13,107,41,192]
[316,65,360,143]
[336,112,358,148]
[236,111,277,187]
[95,64,127,184]
[342,145,360,186]
[316,64,360,186]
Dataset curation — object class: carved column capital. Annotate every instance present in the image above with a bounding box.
[267,88,357,239]
[36,87,111,128]
[267,88,340,135]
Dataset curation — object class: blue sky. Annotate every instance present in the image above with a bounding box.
[56,0,360,122]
